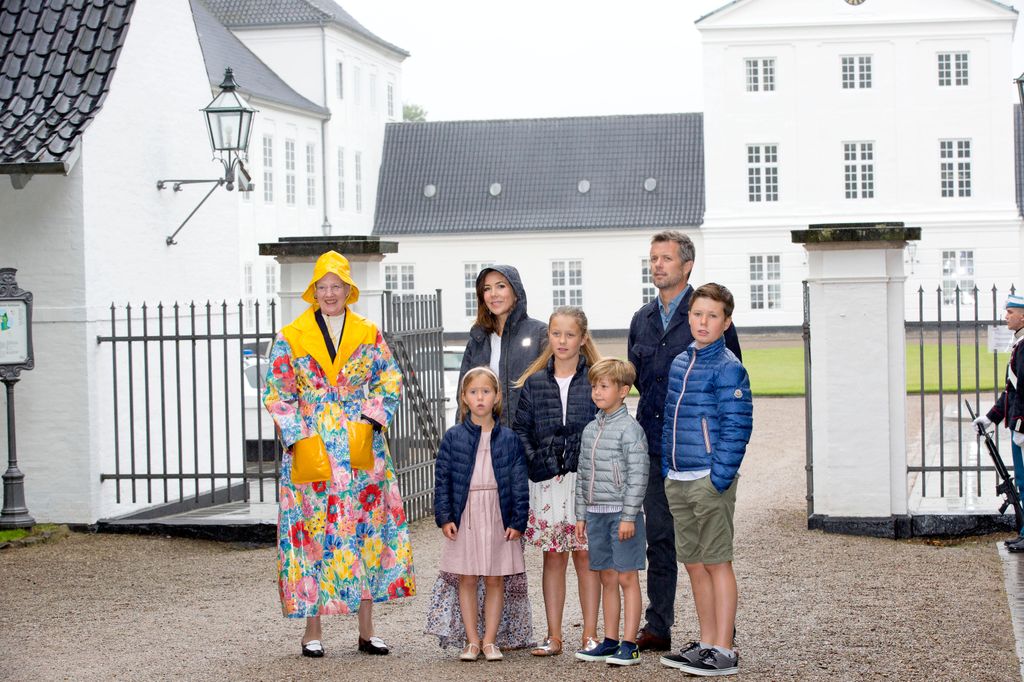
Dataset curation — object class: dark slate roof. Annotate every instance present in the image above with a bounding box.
[202,0,408,58]
[0,0,135,174]
[373,114,705,236]
[191,0,328,117]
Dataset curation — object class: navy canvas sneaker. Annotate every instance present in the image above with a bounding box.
[575,637,620,661]
[606,641,641,666]
[678,647,739,676]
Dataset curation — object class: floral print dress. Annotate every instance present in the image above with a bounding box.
[263,307,415,618]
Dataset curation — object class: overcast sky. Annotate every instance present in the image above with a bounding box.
[341,0,1024,122]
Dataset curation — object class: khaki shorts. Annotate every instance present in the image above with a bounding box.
[664,475,738,565]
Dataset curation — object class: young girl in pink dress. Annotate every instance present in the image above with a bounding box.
[433,367,530,661]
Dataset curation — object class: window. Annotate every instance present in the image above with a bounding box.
[284,139,296,206]
[938,52,968,87]
[354,151,363,212]
[336,147,345,210]
[265,262,278,297]
[261,135,273,202]
[749,255,781,310]
[464,262,494,316]
[551,260,583,307]
[336,61,344,98]
[942,250,975,305]
[305,142,316,207]
[244,262,254,296]
[744,58,775,92]
[354,66,362,105]
[841,55,872,89]
[747,144,779,202]
[387,82,395,118]
[940,139,971,198]
[384,264,415,294]
[370,73,377,111]
[243,262,254,329]
[640,258,657,304]
[843,142,874,199]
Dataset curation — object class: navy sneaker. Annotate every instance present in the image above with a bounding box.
[575,637,620,661]
[606,641,641,666]
[678,647,738,676]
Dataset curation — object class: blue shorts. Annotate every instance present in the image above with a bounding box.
[585,511,647,572]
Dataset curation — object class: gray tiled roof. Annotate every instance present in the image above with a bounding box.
[0,0,135,174]
[202,0,409,58]
[373,114,705,236]
[191,0,328,117]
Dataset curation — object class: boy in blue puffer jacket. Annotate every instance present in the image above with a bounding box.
[657,283,752,678]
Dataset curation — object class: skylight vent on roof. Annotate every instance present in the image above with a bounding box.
[578,179,591,194]
[489,182,502,197]
[423,183,437,198]
[643,178,657,192]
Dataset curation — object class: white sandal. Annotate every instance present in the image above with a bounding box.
[459,642,481,661]
[482,642,503,661]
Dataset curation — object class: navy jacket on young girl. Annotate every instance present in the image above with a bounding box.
[513,355,596,482]
[434,420,530,532]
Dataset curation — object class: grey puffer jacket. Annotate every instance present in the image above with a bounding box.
[460,265,547,426]
[575,405,649,522]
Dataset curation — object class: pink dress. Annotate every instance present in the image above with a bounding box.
[439,432,525,576]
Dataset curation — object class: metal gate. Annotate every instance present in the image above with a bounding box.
[96,293,445,522]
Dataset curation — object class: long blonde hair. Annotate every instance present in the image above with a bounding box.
[515,307,601,387]
[459,366,503,420]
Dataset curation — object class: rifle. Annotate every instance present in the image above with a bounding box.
[966,400,1024,533]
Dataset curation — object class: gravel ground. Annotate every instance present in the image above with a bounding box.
[0,396,1017,681]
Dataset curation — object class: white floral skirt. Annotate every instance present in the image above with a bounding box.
[524,473,587,552]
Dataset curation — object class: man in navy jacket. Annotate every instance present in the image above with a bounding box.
[627,231,741,651]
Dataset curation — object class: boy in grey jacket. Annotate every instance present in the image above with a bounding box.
[574,358,650,666]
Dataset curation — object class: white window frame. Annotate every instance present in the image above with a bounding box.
[941,249,975,306]
[387,81,395,119]
[370,73,378,111]
[938,52,969,87]
[384,264,415,294]
[336,147,345,210]
[336,61,344,98]
[261,134,274,202]
[354,151,363,212]
[354,66,362,106]
[464,262,494,317]
[747,144,779,202]
[841,55,872,89]
[744,57,775,92]
[640,258,657,305]
[284,138,296,206]
[749,254,782,311]
[305,142,316,207]
[551,259,583,307]
[940,139,972,198]
[843,141,874,199]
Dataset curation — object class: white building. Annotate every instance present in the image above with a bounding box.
[0,0,241,523]
[374,0,1024,333]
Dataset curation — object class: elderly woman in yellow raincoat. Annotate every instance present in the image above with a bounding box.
[263,251,415,658]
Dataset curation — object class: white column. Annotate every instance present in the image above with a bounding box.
[797,227,916,522]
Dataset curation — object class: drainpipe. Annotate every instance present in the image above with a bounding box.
[320,22,332,235]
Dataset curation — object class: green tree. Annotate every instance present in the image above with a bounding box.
[403,103,427,122]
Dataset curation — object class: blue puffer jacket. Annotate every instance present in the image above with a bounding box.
[661,337,753,492]
[512,355,595,482]
[434,420,529,532]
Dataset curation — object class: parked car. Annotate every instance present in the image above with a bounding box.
[443,345,464,427]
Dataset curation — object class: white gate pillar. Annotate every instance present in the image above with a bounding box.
[792,223,920,538]
[259,236,398,328]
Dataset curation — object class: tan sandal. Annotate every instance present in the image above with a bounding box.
[531,636,562,657]
[459,642,481,661]
[482,642,503,661]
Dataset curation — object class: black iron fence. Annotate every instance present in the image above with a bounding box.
[96,293,446,523]
[907,285,1016,502]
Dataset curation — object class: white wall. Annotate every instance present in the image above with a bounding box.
[0,0,241,523]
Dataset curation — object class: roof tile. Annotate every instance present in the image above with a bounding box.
[0,0,135,171]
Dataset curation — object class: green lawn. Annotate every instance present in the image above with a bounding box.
[743,343,1006,397]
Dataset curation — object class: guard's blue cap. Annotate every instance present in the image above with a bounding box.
[1007,294,1024,309]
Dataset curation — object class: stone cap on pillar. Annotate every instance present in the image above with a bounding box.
[791,222,921,248]
[259,235,398,262]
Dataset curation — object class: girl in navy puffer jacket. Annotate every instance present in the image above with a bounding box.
[433,367,529,661]
[512,307,602,657]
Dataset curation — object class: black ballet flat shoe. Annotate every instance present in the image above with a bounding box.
[302,639,325,658]
[358,636,390,655]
